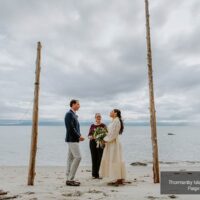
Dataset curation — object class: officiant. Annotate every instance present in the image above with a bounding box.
[88,113,107,179]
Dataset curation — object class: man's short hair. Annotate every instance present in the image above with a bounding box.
[70,99,79,107]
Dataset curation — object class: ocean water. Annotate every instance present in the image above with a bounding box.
[0,125,200,166]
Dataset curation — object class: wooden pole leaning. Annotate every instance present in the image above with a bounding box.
[144,0,160,183]
[27,42,42,186]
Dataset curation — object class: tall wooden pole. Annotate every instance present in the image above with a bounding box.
[144,0,160,183]
[28,42,42,186]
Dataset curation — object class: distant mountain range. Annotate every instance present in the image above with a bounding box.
[0,119,188,126]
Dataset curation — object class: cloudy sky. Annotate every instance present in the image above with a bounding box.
[0,0,200,124]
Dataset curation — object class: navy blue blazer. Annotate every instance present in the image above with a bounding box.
[65,109,81,142]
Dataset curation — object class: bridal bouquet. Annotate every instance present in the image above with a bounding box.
[93,127,107,148]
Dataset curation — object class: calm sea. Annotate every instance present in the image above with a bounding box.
[0,125,199,166]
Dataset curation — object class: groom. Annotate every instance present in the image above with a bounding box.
[65,99,85,186]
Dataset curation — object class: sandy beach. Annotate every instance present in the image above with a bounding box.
[1,164,200,200]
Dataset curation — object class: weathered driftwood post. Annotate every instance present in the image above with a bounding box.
[28,42,42,185]
[144,0,160,183]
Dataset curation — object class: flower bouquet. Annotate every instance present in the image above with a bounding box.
[93,127,107,148]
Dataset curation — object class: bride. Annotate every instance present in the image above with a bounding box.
[99,109,126,186]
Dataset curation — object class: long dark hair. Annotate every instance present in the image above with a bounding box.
[113,109,124,134]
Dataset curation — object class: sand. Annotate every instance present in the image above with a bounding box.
[1,164,200,200]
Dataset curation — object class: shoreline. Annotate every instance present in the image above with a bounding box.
[1,160,200,167]
[1,165,200,200]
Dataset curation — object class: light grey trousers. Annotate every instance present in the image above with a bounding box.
[66,142,82,181]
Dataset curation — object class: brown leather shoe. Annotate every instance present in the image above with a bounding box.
[66,180,80,186]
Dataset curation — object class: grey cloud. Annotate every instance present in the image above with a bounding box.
[0,0,200,123]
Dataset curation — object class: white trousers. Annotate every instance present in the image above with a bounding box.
[66,142,82,181]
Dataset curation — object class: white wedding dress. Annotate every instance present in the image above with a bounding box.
[99,117,126,181]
